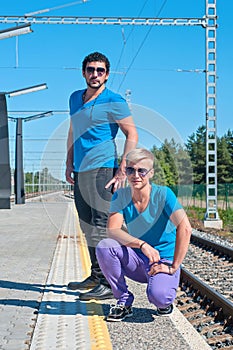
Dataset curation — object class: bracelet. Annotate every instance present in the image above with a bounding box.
[139,241,146,250]
[168,266,173,275]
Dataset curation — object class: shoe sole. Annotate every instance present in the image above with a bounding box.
[68,286,97,291]
[68,284,98,291]
[105,312,133,322]
[79,294,114,301]
[156,311,173,316]
[156,305,173,316]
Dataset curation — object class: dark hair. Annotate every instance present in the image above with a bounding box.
[82,52,110,73]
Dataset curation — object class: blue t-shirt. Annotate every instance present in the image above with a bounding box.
[110,184,183,260]
[69,87,131,172]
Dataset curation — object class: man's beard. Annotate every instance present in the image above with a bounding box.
[87,80,107,89]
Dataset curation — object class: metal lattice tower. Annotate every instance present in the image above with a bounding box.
[204,0,221,226]
[0,0,221,225]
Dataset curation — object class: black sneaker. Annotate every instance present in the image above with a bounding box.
[105,304,133,322]
[79,284,114,301]
[156,304,173,316]
[68,276,99,290]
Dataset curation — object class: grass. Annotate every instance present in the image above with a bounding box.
[185,205,233,240]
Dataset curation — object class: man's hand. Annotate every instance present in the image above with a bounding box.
[65,166,74,185]
[140,243,176,276]
[140,242,160,267]
[148,262,175,276]
[105,168,126,192]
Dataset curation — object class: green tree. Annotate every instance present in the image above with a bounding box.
[151,145,167,185]
[224,129,233,164]
[160,139,179,186]
[185,125,206,184]
[176,145,193,185]
[217,136,233,183]
[151,139,192,187]
[25,172,32,184]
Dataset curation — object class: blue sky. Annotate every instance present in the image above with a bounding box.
[0,0,232,179]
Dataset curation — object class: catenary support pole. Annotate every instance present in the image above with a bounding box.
[0,93,11,209]
[15,118,25,204]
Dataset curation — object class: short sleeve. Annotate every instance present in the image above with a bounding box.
[164,187,183,217]
[69,90,84,116]
[110,94,131,121]
[110,189,124,214]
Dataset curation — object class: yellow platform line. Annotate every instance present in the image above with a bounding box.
[75,212,113,350]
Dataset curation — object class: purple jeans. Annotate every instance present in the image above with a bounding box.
[96,238,180,308]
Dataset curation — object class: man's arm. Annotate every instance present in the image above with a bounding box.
[105,116,138,191]
[65,121,74,185]
[148,208,192,276]
[107,212,160,264]
[107,212,143,247]
[169,208,192,272]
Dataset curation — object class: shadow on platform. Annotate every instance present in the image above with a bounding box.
[0,289,156,322]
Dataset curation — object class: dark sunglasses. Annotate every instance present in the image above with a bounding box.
[86,66,106,76]
[125,167,152,177]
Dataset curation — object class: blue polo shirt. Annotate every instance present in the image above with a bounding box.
[110,184,183,260]
[69,88,131,172]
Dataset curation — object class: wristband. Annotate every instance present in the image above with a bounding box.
[139,241,146,250]
[168,266,173,275]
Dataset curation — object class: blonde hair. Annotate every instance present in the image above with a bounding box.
[126,148,154,167]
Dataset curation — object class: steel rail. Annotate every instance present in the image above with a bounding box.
[181,267,233,319]
[191,233,233,258]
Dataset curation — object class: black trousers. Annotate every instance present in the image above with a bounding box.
[74,168,115,285]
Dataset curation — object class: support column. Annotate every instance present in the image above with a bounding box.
[14,118,25,204]
[0,93,11,209]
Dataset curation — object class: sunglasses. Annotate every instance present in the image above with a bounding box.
[86,66,106,76]
[125,167,152,177]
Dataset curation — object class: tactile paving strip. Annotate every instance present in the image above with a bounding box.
[30,202,112,350]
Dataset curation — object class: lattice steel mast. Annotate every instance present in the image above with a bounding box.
[204,0,221,227]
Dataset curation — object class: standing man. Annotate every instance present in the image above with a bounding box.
[66,52,138,301]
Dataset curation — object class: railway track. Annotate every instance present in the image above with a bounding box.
[184,232,233,302]
[177,231,233,349]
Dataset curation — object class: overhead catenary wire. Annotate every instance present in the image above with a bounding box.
[14,1,89,67]
[117,0,168,92]
[0,65,204,73]
[110,0,150,88]
[25,0,89,16]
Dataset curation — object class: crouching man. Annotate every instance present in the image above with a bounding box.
[96,148,192,321]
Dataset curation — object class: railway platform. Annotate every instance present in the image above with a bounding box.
[0,193,211,350]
